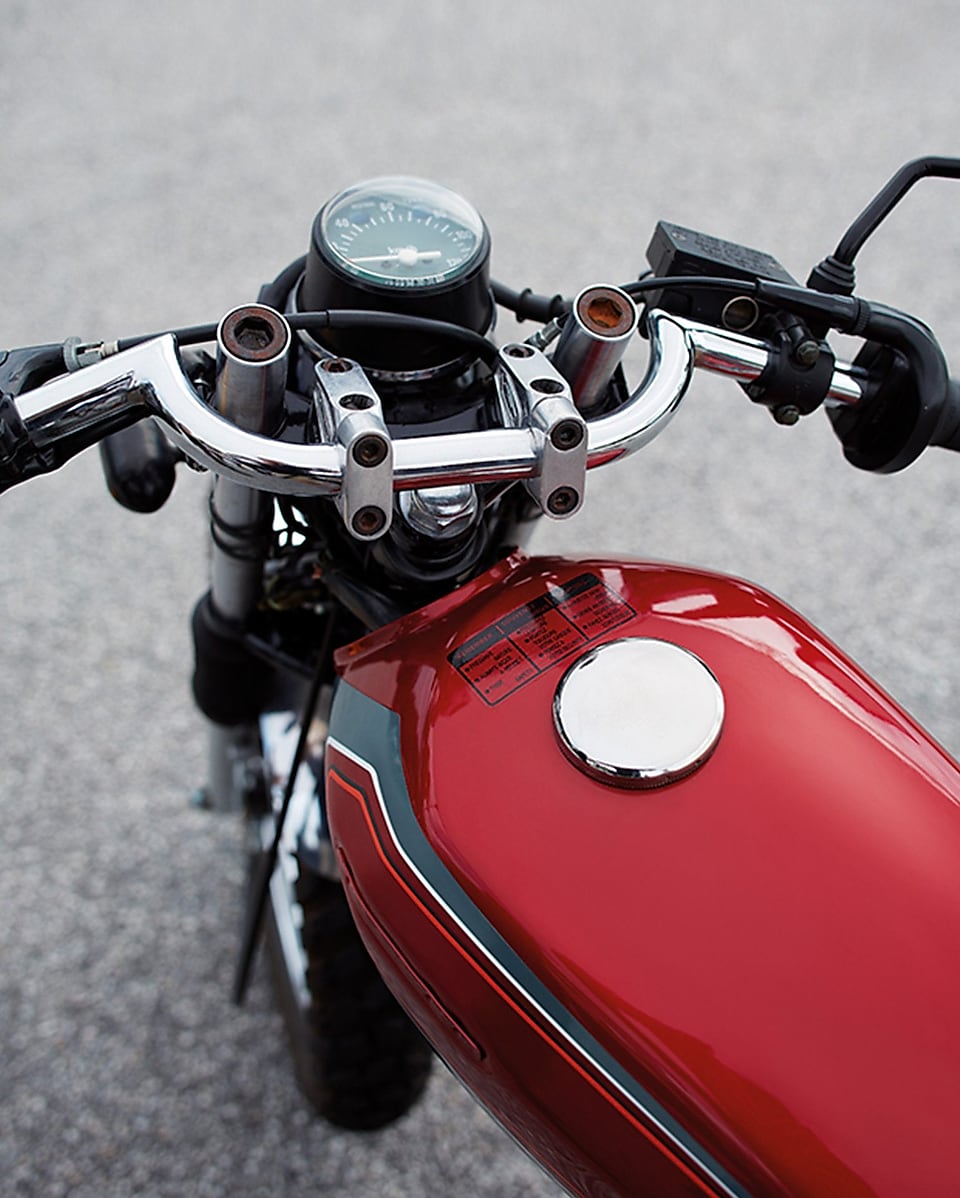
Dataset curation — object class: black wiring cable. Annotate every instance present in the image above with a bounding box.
[232,603,336,1005]
[622,274,758,299]
[621,274,867,333]
[114,308,501,365]
[257,254,307,309]
[491,280,568,323]
[288,310,501,367]
[105,271,869,357]
[117,322,219,351]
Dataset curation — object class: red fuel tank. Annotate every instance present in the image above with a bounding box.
[325,552,960,1198]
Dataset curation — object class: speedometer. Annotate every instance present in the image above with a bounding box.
[318,177,487,290]
[300,176,493,376]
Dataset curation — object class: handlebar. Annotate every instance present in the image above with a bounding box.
[7,154,960,527]
[1,308,867,511]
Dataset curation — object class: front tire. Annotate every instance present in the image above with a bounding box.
[251,705,432,1129]
[288,866,433,1129]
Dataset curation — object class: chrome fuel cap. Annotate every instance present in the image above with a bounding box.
[553,638,724,788]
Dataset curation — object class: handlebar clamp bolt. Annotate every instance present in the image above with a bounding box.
[547,486,579,515]
[352,434,389,468]
[550,419,585,451]
[352,506,387,537]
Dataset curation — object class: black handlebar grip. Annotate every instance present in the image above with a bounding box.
[831,306,951,473]
[0,390,30,492]
[931,378,960,452]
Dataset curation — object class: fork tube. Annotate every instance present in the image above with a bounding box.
[205,306,291,810]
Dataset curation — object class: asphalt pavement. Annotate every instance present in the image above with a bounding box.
[2,3,960,1195]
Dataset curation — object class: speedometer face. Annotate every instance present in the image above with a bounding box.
[319,177,487,290]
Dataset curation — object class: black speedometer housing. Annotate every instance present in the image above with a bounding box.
[300,177,493,376]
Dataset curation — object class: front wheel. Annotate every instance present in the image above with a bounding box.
[291,866,433,1129]
[257,837,433,1130]
[251,702,432,1129]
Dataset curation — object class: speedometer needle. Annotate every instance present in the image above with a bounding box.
[350,248,443,266]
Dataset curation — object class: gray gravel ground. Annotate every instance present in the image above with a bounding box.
[2,2,960,1195]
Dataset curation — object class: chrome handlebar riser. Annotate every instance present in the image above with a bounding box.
[313,357,394,540]
[497,343,587,518]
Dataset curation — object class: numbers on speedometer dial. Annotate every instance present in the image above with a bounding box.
[319,177,486,289]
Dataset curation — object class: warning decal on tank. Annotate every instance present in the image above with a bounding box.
[448,572,636,705]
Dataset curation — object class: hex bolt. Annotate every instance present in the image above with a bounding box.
[233,316,274,353]
[550,419,585,451]
[321,358,354,373]
[576,286,637,338]
[504,343,534,358]
[352,434,389,468]
[584,294,626,332]
[352,506,387,536]
[773,405,801,426]
[220,306,289,364]
[547,486,579,515]
[793,340,820,367]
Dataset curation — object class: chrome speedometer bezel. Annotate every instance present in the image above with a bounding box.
[316,176,489,293]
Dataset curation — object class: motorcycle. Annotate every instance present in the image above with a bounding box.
[3,158,960,1197]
